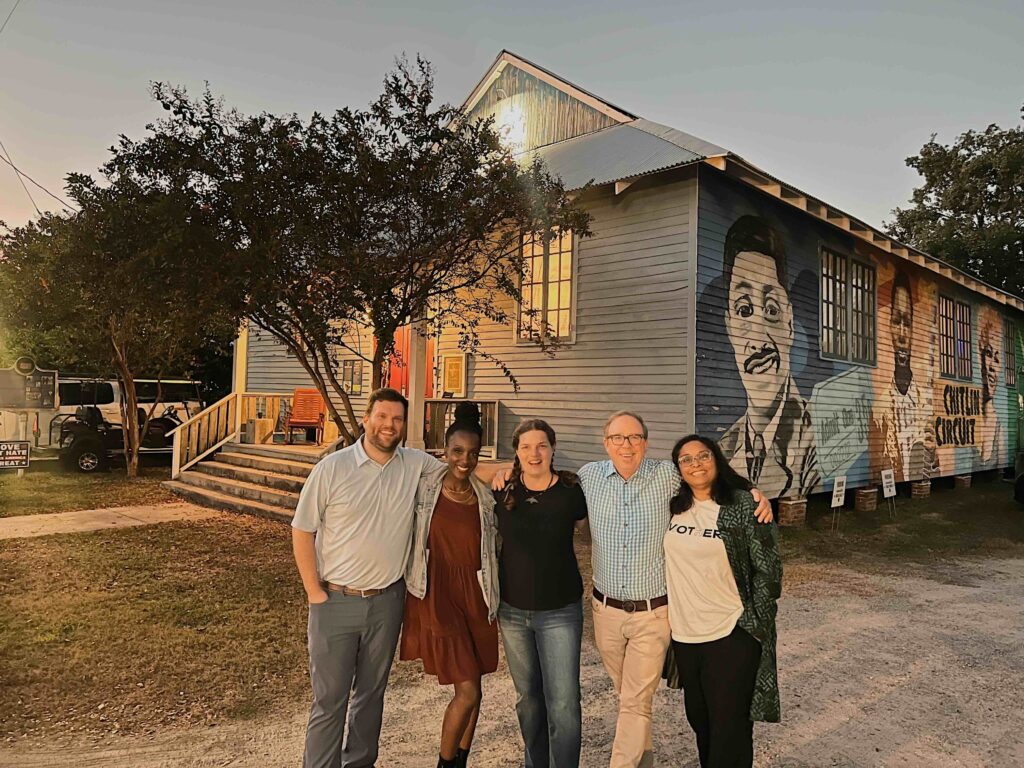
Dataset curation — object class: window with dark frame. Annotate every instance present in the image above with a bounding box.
[820,249,875,363]
[1005,318,1018,388]
[517,230,574,341]
[955,301,973,379]
[939,295,973,380]
[341,359,363,395]
[850,260,877,364]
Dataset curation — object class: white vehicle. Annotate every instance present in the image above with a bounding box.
[44,377,204,446]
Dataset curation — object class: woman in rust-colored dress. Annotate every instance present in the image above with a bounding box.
[403,404,500,768]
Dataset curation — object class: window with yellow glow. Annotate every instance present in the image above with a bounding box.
[518,231,574,341]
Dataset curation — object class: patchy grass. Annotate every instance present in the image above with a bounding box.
[0,515,310,738]
[780,473,1024,567]
[0,463,175,518]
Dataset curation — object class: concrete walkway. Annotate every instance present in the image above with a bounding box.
[0,502,223,540]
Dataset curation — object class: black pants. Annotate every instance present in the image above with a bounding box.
[672,626,761,768]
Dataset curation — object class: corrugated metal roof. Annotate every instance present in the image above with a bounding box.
[527,119,727,191]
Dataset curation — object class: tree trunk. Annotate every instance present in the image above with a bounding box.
[111,336,140,478]
[371,335,389,391]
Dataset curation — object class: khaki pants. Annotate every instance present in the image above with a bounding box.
[592,597,672,768]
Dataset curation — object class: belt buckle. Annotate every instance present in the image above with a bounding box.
[622,599,637,614]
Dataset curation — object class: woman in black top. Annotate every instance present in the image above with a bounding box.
[495,419,587,768]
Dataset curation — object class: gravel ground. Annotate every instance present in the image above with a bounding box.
[4,554,1024,767]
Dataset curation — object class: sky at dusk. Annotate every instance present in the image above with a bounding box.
[1,0,1021,231]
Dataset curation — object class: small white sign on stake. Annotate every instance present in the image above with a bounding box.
[881,469,897,499]
[831,476,847,508]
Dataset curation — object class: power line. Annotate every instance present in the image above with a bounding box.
[0,0,23,40]
[0,150,78,212]
[0,138,41,216]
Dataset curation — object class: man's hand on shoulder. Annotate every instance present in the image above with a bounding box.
[750,488,774,523]
[491,468,513,491]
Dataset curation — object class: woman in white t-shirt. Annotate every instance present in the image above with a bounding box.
[663,434,782,768]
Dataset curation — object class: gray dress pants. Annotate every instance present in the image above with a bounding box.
[303,579,405,768]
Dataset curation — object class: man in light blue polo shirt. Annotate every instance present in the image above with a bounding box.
[292,388,441,768]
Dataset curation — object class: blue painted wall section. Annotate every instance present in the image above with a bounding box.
[695,167,1023,499]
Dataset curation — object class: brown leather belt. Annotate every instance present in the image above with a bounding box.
[322,582,387,598]
[592,587,668,613]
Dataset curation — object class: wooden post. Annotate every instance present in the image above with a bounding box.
[406,319,428,450]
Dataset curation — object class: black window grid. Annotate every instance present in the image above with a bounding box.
[1005,318,1017,388]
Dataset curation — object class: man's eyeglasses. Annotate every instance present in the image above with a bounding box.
[677,450,713,467]
[605,433,646,446]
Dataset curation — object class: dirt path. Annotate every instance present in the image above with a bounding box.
[5,556,1024,767]
[0,503,223,539]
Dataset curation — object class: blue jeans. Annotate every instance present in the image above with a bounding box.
[498,599,583,768]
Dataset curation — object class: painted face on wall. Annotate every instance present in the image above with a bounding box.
[981,337,1000,401]
[891,284,913,368]
[725,249,794,413]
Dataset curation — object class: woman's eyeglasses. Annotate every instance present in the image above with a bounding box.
[677,451,713,467]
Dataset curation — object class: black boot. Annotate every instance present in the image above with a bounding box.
[437,755,457,768]
[455,747,469,767]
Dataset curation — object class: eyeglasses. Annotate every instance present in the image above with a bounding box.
[606,433,645,446]
[677,450,713,467]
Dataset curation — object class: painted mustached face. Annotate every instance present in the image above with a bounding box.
[726,250,794,409]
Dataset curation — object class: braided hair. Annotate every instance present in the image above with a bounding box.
[503,418,578,511]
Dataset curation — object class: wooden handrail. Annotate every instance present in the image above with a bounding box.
[171,393,239,478]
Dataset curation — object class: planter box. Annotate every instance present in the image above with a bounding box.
[854,487,878,513]
[911,480,931,499]
[778,497,807,527]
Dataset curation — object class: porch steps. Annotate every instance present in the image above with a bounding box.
[163,442,324,521]
[178,466,300,506]
[216,449,318,479]
[162,480,294,523]
[192,460,306,493]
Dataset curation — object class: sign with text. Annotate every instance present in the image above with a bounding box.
[0,441,30,469]
[831,475,847,508]
[934,383,983,448]
[0,359,57,410]
[810,368,872,477]
[881,469,897,498]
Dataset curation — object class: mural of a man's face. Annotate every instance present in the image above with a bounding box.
[891,284,913,368]
[981,334,1000,401]
[725,249,794,413]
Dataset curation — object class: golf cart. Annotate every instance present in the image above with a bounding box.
[59,405,182,473]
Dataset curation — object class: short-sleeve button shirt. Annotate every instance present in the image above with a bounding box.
[578,458,680,601]
[291,437,441,589]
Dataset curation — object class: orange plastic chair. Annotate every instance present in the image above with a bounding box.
[286,388,326,444]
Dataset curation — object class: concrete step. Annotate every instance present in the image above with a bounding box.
[177,469,300,510]
[228,443,323,464]
[216,450,316,478]
[192,460,307,493]
[162,480,293,523]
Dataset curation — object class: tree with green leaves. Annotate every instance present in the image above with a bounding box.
[887,105,1024,297]
[132,56,589,444]
[0,167,240,477]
